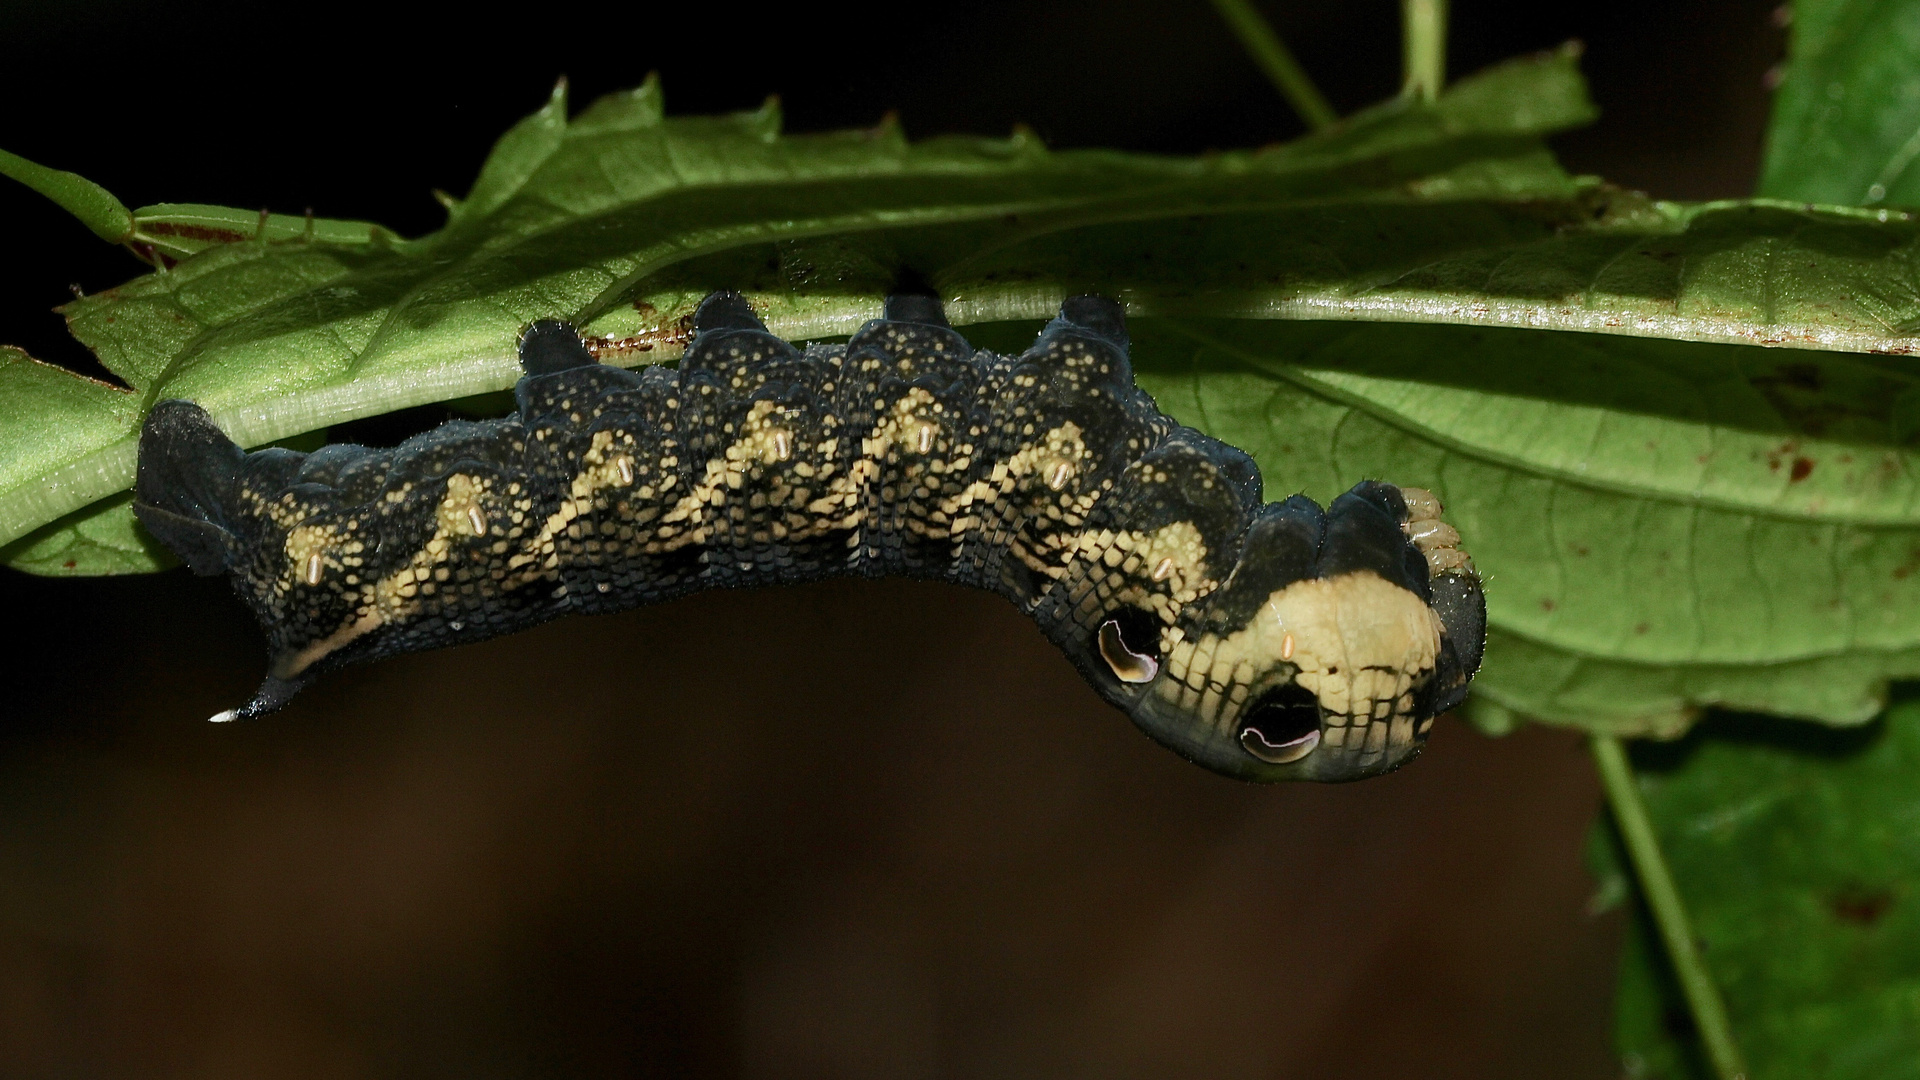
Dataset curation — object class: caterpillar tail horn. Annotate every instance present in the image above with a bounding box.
[208,675,306,723]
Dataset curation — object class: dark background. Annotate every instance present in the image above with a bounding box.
[0,1,1784,1076]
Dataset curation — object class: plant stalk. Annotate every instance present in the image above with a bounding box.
[1401,0,1448,102]
[1207,0,1337,131]
[0,147,133,243]
[1590,733,1749,1080]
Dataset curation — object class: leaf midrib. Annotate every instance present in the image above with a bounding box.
[1160,318,1920,527]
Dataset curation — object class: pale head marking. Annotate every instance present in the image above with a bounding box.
[1046,460,1074,490]
[771,429,792,461]
[915,423,936,454]
[302,552,323,586]
[613,455,635,486]
[207,708,238,724]
[1281,632,1295,661]
[466,505,488,537]
[1151,556,1175,582]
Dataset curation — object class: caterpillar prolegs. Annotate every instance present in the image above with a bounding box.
[134,293,1485,782]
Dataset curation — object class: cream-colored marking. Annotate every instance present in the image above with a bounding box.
[946,421,1087,519]
[1157,571,1442,750]
[1395,485,1477,579]
[436,473,490,539]
[1281,632,1295,661]
[771,429,792,461]
[512,410,756,577]
[276,609,384,678]
[278,472,498,676]
[1399,486,1442,521]
[1065,519,1210,599]
[283,523,345,589]
[1407,519,1459,551]
[1045,460,1074,491]
[916,423,936,454]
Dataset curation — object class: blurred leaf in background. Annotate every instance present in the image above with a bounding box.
[1604,701,1920,1078]
[1759,0,1920,205]
[1609,0,1920,1073]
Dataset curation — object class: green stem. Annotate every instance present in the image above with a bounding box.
[1591,734,1749,1080]
[0,147,133,243]
[1401,0,1448,102]
[1207,0,1337,131]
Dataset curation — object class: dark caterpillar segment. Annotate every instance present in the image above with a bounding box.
[1320,482,1432,600]
[953,307,1172,606]
[843,304,982,575]
[133,292,1487,781]
[1028,427,1261,711]
[131,401,250,576]
[832,307,988,577]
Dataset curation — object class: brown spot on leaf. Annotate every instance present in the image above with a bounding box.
[1830,886,1895,926]
[1789,457,1815,482]
[1540,598,1556,612]
[1634,623,1649,635]
[1894,549,1920,579]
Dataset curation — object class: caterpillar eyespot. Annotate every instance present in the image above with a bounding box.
[1097,610,1161,685]
[133,291,1486,782]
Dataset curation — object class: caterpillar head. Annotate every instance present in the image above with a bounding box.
[1096,482,1485,783]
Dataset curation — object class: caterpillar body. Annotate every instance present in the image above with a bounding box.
[134,292,1485,782]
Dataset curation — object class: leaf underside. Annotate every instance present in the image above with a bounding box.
[6,46,1920,736]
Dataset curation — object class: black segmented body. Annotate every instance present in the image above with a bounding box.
[134,292,1486,782]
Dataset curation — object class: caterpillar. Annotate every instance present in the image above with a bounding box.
[133,292,1485,782]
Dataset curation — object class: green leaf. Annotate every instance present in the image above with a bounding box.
[1131,317,1920,732]
[8,49,1920,739]
[1609,704,1920,1078]
[0,345,140,550]
[0,493,173,576]
[0,48,1600,572]
[1759,0,1920,206]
